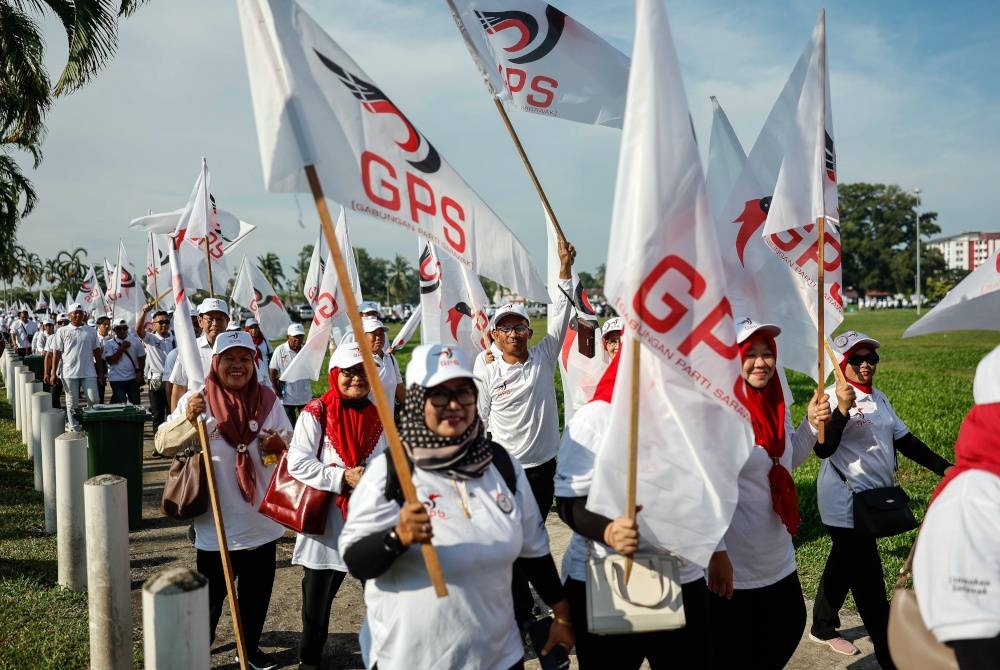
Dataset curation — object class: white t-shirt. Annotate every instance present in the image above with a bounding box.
[141,332,175,376]
[270,342,313,407]
[339,452,550,670]
[167,391,292,551]
[167,335,214,388]
[162,347,179,384]
[11,319,37,348]
[52,324,101,379]
[719,416,814,589]
[814,385,910,528]
[288,402,387,570]
[32,330,49,355]
[914,469,1000,643]
[103,335,145,382]
[473,279,572,468]
[555,401,704,585]
[373,351,402,414]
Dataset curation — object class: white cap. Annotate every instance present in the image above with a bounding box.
[362,316,387,333]
[225,322,241,331]
[734,317,782,345]
[358,300,380,314]
[601,317,624,339]
[197,298,229,315]
[113,318,129,328]
[831,330,880,361]
[490,303,530,329]
[56,313,68,322]
[68,303,84,313]
[328,343,373,371]
[287,323,305,336]
[211,330,256,356]
[973,344,1000,404]
[406,344,473,388]
[42,318,54,326]
[244,317,260,327]
[87,318,97,327]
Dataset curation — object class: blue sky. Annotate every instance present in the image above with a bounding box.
[17,0,1000,293]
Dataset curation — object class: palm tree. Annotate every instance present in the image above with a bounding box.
[21,251,42,290]
[55,247,87,293]
[257,253,285,292]
[293,244,313,295]
[386,254,415,304]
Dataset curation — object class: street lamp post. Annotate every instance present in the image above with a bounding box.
[913,187,922,315]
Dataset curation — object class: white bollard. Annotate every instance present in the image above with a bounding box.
[3,355,15,403]
[56,431,88,590]
[40,409,63,533]
[13,365,28,432]
[30,388,48,491]
[85,475,132,670]
[21,370,36,452]
[0,349,7,383]
[142,568,210,670]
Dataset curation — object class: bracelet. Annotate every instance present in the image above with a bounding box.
[384,528,405,555]
[553,616,572,627]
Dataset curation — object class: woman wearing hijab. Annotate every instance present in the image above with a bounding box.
[912,344,1000,669]
[287,344,387,670]
[338,344,572,670]
[810,330,953,668]
[159,330,291,670]
[706,318,822,669]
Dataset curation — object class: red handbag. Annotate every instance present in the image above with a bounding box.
[258,405,333,535]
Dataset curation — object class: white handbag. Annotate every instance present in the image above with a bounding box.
[585,551,686,635]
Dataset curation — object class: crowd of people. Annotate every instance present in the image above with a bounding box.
[3,264,996,670]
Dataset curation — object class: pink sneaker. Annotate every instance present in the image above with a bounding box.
[809,633,860,656]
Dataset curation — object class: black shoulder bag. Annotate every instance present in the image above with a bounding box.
[831,450,918,537]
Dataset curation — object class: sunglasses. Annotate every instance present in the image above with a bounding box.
[847,352,880,366]
[426,385,477,408]
[154,320,170,325]
[340,366,367,380]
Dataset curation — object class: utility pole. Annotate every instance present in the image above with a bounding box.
[913,187,922,315]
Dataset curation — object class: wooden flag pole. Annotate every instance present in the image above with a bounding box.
[304,164,448,597]
[203,240,215,298]
[148,233,161,309]
[492,98,569,247]
[624,337,641,583]
[816,215,826,444]
[824,339,848,386]
[814,8,828,445]
[195,418,249,670]
[110,243,123,323]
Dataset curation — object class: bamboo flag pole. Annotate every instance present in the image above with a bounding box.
[814,9,828,444]
[148,233,160,309]
[304,164,448,597]
[110,243,123,323]
[195,418,249,670]
[624,336,641,583]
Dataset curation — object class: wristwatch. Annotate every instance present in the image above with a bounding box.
[384,528,405,555]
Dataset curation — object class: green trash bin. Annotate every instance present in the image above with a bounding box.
[23,355,44,383]
[75,404,152,529]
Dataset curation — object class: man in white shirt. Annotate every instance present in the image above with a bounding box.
[473,239,575,627]
[94,315,114,402]
[49,303,105,431]
[269,323,312,425]
[44,314,69,408]
[168,298,230,410]
[362,316,403,414]
[104,318,145,405]
[11,310,38,356]
[32,319,54,355]
[136,304,174,428]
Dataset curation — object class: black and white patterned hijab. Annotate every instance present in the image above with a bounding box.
[398,383,493,479]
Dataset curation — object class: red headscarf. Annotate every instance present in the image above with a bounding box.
[930,403,1000,504]
[839,344,874,395]
[304,367,383,519]
[245,326,265,364]
[591,349,622,404]
[738,335,799,536]
[203,355,278,504]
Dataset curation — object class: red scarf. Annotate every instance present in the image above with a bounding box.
[738,336,799,536]
[839,346,873,395]
[590,350,621,404]
[203,357,278,504]
[246,327,265,364]
[930,403,1000,504]
[306,368,383,519]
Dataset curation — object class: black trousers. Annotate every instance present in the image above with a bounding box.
[565,576,711,670]
[196,540,277,654]
[299,567,347,665]
[283,404,305,427]
[710,570,805,669]
[148,383,168,428]
[512,457,557,624]
[811,525,894,669]
[110,379,140,404]
[50,377,62,409]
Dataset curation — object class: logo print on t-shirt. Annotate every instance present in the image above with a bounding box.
[494,492,513,514]
[423,493,447,519]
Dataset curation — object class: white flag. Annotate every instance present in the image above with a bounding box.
[231,256,292,340]
[303,227,326,308]
[717,12,842,381]
[904,249,1000,338]
[106,242,147,323]
[171,159,232,293]
[168,243,205,392]
[586,0,753,568]
[418,237,490,360]
[47,291,56,316]
[76,266,109,316]
[545,214,605,422]
[446,0,629,127]
[706,96,746,218]
[145,233,174,308]
[390,304,422,353]
[237,0,547,302]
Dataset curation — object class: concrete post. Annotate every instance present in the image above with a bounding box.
[21,370,37,452]
[30,388,49,491]
[13,365,28,431]
[3,355,16,403]
[142,568,210,670]
[85,475,132,670]
[56,431,88,590]
[0,349,7,383]
[40,409,63,533]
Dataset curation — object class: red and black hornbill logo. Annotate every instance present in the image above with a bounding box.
[253,288,284,312]
[313,50,441,175]
[732,195,772,268]
[419,244,441,295]
[475,5,566,64]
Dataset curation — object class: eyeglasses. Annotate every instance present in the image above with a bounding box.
[200,315,229,324]
[426,386,477,408]
[847,352,880,366]
[496,323,530,335]
[154,320,170,325]
[340,367,367,380]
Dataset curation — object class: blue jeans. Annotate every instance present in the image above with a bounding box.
[64,377,100,430]
[110,379,140,404]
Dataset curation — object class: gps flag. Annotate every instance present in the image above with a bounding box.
[231,256,292,340]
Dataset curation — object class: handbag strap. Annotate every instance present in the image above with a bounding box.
[829,444,901,493]
[894,525,922,590]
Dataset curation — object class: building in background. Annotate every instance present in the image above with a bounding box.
[926,231,1000,272]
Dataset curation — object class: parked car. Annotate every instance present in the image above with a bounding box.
[296,304,314,321]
